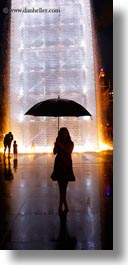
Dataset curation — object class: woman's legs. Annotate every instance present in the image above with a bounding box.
[58,181,68,213]
[63,184,69,212]
[58,183,63,212]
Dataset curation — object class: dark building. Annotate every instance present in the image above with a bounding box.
[99,67,113,142]
[0,0,11,147]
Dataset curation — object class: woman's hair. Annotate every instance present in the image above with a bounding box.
[58,127,71,143]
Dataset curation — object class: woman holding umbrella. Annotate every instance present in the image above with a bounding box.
[51,127,75,214]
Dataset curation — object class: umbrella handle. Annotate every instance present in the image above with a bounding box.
[58,116,59,132]
[58,95,60,132]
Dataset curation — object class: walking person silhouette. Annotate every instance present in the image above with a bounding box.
[3,132,14,158]
[13,140,18,159]
[51,127,75,214]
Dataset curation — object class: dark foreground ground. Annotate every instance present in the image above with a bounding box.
[0,151,113,250]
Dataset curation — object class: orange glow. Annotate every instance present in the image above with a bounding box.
[0,147,4,153]
[0,141,113,154]
[97,141,113,152]
[99,72,105,78]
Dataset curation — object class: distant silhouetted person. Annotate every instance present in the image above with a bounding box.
[13,140,18,158]
[4,132,13,158]
[51,127,75,214]
[31,141,35,152]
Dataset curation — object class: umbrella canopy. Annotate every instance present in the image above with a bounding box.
[25,96,92,130]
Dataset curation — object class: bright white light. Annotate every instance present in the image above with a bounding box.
[19,88,24,97]
[82,116,91,121]
[19,64,24,74]
[18,42,24,52]
[86,178,92,187]
[10,0,98,153]
[18,112,24,122]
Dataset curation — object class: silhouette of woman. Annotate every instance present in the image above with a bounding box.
[51,127,75,214]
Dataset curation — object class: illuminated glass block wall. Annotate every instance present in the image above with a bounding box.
[10,0,98,152]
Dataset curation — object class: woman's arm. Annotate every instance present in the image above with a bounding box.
[66,141,74,154]
[53,137,60,154]
[57,140,74,155]
[53,137,74,155]
[53,142,58,154]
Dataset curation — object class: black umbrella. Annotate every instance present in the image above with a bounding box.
[25,96,92,131]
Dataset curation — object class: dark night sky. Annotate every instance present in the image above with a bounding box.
[92,0,113,79]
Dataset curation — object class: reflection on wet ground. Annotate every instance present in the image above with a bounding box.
[0,152,113,250]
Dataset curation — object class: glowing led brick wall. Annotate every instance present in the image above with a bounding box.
[10,0,98,152]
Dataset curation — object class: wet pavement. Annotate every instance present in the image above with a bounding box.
[0,152,113,250]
